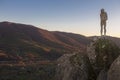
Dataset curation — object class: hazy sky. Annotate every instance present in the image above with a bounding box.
[0,0,120,37]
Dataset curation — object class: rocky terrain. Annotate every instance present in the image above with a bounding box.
[55,37,120,80]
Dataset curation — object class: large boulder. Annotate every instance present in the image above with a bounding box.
[107,55,120,80]
[55,53,96,80]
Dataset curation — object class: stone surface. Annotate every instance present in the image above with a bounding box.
[55,53,96,80]
[97,69,107,80]
[87,40,96,64]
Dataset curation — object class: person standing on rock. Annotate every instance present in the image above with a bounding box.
[100,8,108,36]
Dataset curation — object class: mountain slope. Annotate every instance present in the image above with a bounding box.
[0,21,90,61]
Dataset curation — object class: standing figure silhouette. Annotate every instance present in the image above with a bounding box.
[100,9,108,36]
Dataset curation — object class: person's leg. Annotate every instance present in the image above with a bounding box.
[104,21,106,36]
[101,21,103,36]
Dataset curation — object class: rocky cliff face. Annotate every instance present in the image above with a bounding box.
[55,37,120,80]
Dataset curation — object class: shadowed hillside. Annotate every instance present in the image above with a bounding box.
[0,21,90,61]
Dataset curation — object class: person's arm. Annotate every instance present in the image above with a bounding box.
[106,12,108,20]
[100,13,102,20]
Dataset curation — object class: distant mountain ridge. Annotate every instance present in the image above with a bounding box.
[0,21,90,61]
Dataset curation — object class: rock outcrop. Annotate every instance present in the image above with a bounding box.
[55,37,120,80]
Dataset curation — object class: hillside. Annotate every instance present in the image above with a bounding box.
[0,21,90,61]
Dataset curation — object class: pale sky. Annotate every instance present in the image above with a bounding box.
[0,0,120,37]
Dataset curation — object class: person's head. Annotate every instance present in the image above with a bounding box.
[101,8,105,13]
